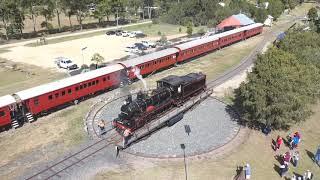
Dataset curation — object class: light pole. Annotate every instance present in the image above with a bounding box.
[180,144,188,180]
[81,47,87,65]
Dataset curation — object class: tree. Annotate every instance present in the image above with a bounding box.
[267,0,285,20]
[186,21,193,37]
[93,0,112,24]
[91,53,105,69]
[0,0,25,40]
[39,0,55,30]
[22,0,41,33]
[54,0,63,31]
[308,7,318,22]
[63,0,89,30]
[234,48,319,129]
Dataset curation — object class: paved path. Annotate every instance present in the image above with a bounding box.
[0,21,152,49]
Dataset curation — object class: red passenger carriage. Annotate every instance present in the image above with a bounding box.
[119,48,179,79]
[0,23,263,129]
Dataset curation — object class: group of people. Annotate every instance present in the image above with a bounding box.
[275,132,301,151]
[279,151,301,178]
[274,132,316,180]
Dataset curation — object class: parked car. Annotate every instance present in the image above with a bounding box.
[122,31,130,37]
[129,31,144,38]
[115,30,123,36]
[106,30,116,35]
[54,57,78,70]
[125,45,142,54]
[129,32,136,38]
[141,40,156,48]
[135,33,146,38]
[134,43,148,50]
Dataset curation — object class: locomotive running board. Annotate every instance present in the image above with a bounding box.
[116,88,213,149]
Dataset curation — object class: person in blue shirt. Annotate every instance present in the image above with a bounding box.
[315,145,320,166]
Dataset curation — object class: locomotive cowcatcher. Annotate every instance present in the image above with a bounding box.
[112,72,206,137]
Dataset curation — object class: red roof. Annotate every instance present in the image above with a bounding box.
[217,16,241,29]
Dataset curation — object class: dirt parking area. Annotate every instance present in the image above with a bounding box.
[0,34,184,70]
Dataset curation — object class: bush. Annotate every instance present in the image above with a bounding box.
[158,31,161,35]
[197,28,206,36]
[179,27,182,33]
[152,18,160,24]
[186,21,193,37]
[159,34,167,44]
[90,63,97,70]
[207,20,217,28]
[80,64,89,69]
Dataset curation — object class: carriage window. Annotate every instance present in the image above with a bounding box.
[0,111,5,117]
[68,89,72,94]
[48,95,53,100]
[92,81,95,85]
[96,80,99,84]
[55,93,59,98]
[80,85,83,89]
[34,98,39,106]
[84,84,87,88]
[75,87,79,91]
[107,76,110,80]
[88,82,92,87]
[103,77,106,82]
[62,91,66,96]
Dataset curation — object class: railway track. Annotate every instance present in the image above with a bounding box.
[26,132,121,180]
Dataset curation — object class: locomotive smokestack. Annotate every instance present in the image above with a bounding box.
[133,66,147,90]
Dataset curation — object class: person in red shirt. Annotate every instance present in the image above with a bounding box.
[276,135,283,151]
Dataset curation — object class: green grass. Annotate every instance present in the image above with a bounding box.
[0,48,10,54]
[24,22,207,47]
[61,103,90,146]
[0,59,66,96]
[24,30,108,47]
[123,23,207,37]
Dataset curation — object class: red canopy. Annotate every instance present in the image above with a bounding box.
[217,16,241,29]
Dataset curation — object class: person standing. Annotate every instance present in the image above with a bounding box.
[244,163,251,179]
[292,135,300,149]
[276,136,283,151]
[283,151,292,165]
[304,170,313,180]
[279,164,288,177]
[315,145,320,166]
[292,151,299,167]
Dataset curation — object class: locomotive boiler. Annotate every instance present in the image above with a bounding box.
[113,72,206,136]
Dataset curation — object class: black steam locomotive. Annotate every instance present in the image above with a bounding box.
[112,73,206,136]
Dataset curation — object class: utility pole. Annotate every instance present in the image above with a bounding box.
[180,144,188,180]
[116,8,119,26]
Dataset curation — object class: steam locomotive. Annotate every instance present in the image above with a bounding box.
[112,72,206,136]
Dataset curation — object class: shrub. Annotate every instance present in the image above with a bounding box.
[197,28,206,35]
[152,18,160,24]
[158,31,161,35]
[80,64,89,70]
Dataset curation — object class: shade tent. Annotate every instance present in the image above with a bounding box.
[217,14,255,30]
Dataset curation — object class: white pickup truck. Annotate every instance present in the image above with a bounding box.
[141,40,156,48]
[55,57,78,70]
